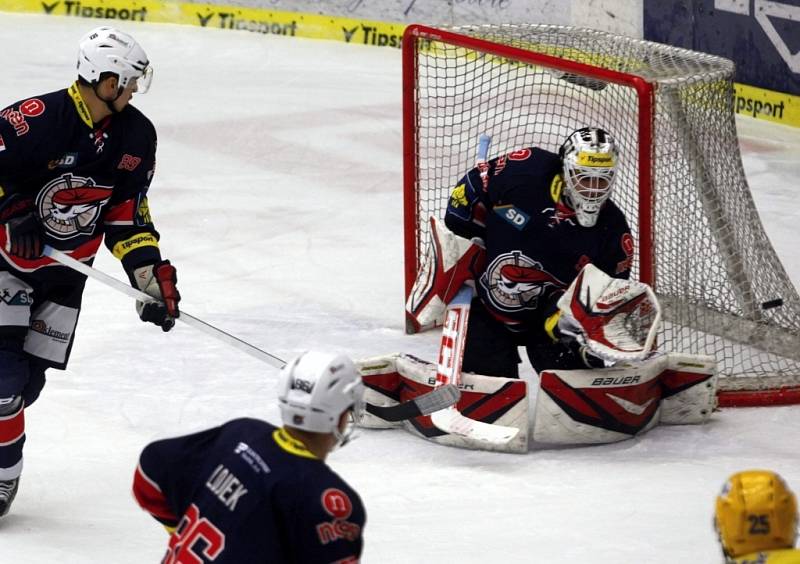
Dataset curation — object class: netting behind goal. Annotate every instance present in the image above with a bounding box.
[401,24,800,406]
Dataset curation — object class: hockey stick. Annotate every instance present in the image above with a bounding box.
[42,245,459,421]
[431,285,519,444]
[428,134,520,444]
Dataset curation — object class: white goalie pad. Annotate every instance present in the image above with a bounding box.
[357,353,529,453]
[405,217,484,333]
[659,353,718,424]
[533,353,717,445]
[557,263,662,362]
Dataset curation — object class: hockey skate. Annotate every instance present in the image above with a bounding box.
[0,477,19,518]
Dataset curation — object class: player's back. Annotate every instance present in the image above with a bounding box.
[136,417,365,564]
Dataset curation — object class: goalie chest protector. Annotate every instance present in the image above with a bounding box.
[447,147,633,331]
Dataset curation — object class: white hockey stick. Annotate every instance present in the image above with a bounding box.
[43,246,459,421]
[43,246,285,367]
[430,285,519,444]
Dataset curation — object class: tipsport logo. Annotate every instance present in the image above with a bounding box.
[342,24,402,48]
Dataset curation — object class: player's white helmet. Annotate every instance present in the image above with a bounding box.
[277,352,364,444]
[77,27,153,93]
[559,127,619,227]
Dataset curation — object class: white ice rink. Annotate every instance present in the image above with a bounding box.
[2,13,800,563]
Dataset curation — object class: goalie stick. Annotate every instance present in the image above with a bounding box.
[427,134,519,444]
[431,285,519,444]
[43,245,459,422]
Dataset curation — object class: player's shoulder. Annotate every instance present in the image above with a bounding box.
[117,104,157,141]
[1,88,70,132]
[600,198,630,230]
[734,548,800,563]
[497,146,560,169]
[2,87,67,111]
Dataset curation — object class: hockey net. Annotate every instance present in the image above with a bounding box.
[402,24,800,406]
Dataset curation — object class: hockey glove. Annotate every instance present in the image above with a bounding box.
[4,213,43,260]
[132,260,180,332]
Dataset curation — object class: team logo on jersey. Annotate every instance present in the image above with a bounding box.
[481,251,565,311]
[36,174,113,240]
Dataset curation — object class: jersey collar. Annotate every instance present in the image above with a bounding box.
[273,427,319,460]
[68,82,94,129]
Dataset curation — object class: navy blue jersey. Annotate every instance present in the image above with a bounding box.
[445,147,633,332]
[0,83,162,278]
[133,418,366,564]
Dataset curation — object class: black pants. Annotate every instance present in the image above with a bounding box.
[461,299,588,378]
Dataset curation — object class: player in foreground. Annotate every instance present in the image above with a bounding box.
[0,27,179,517]
[443,127,633,378]
[133,351,366,563]
[715,469,800,563]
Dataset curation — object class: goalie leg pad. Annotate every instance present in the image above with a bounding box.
[359,354,529,453]
[533,355,666,444]
[357,355,405,429]
[659,354,717,424]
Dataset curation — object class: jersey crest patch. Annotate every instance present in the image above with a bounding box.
[481,251,565,312]
[37,173,112,240]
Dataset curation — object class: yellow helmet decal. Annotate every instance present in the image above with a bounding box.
[575,151,616,167]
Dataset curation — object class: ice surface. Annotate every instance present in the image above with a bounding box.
[1,14,799,562]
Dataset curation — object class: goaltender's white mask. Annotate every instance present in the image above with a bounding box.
[559,127,619,227]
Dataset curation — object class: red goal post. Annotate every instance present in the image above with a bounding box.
[401,24,800,407]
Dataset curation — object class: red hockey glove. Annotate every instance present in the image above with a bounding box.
[4,213,43,260]
[132,260,181,332]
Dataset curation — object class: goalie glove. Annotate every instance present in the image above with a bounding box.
[556,263,661,363]
[545,310,608,368]
[132,260,180,332]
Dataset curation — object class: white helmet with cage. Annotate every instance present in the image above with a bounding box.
[77,26,153,94]
[559,127,619,227]
[277,351,364,443]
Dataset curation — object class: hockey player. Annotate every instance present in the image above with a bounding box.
[443,127,633,378]
[133,351,366,563]
[0,27,179,517]
[715,469,800,563]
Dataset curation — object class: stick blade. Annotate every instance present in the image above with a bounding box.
[430,407,519,444]
[364,384,461,422]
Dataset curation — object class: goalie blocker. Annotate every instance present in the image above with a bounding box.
[357,352,716,451]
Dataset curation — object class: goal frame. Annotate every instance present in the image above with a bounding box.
[401,24,800,407]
